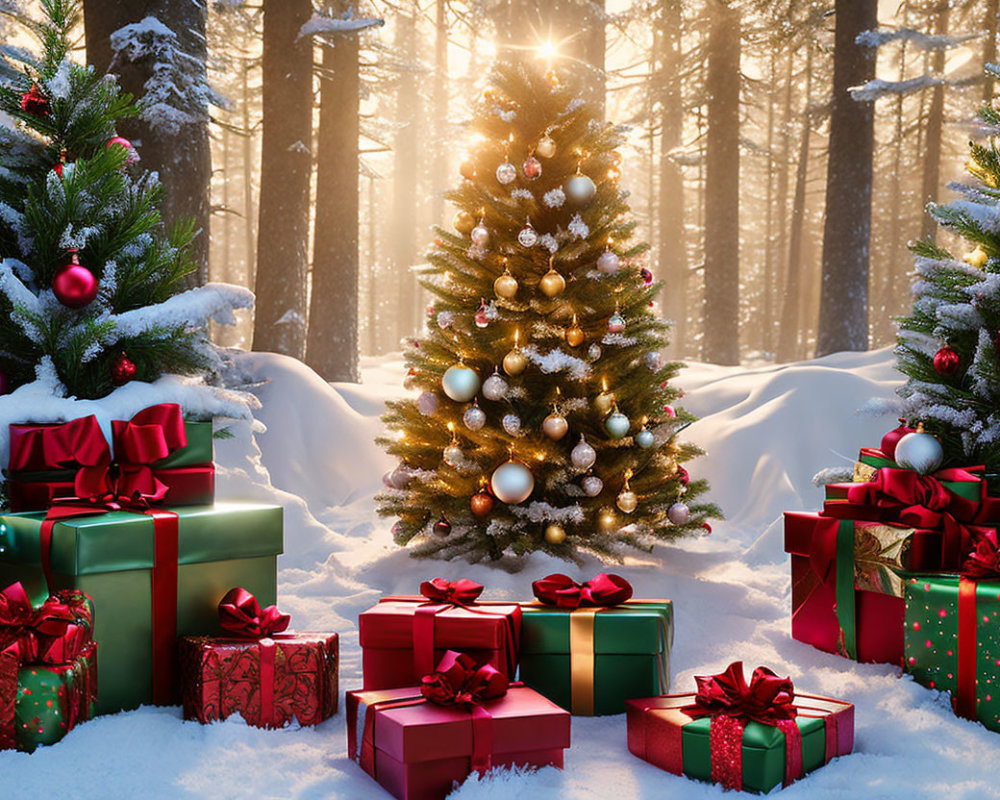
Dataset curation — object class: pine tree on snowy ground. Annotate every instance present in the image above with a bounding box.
[0,0,251,400]
[896,64,1000,472]
[377,59,719,564]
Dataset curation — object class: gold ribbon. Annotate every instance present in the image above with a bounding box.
[569,608,598,715]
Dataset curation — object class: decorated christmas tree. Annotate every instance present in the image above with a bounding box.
[0,0,250,401]
[896,66,1000,474]
[377,59,718,562]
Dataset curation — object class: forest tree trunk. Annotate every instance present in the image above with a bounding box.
[306,24,361,382]
[252,0,314,357]
[657,1,686,354]
[83,0,211,285]
[815,0,877,357]
[919,2,950,244]
[985,0,999,103]
[702,0,741,365]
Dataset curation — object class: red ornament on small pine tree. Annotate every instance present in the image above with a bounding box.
[106,135,140,165]
[19,84,49,116]
[933,345,960,376]
[111,352,137,385]
[52,251,98,308]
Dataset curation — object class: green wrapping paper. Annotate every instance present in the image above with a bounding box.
[903,575,1000,732]
[14,641,97,752]
[0,502,283,714]
[518,600,672,716]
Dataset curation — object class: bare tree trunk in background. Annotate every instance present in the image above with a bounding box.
[252,0,313,357]
[816,0,877,357]
[390,6,420,345]
[985,0,999,103]
[83,0,211,285]
[774,50,793,354]
[919,2,950,244]
[242,59,256,292]
[431,0,448,227]
[762,50,777,354]
[657,1,686,355]
[306,25,361,382]
[776,48,813,363]
[702,0,740,366]
[367,176,378,355]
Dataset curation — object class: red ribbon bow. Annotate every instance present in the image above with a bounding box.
[218,587,291,638]
[844,466,991,568]
[686,661,803,791]
[8,414,111,473]
[531,572,633,609]
[688,661,797,725]
[420,650,509,708]
[961,528,1000,579]
[419,578,484,606]
[0,582,92,665]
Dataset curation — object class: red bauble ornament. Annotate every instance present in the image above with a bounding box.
[106,135,139,165]
[933,345,960,377]
[471,491,494,517]
[111,352,137,385]
[52,252,98,308]
[640,268,653,285]
[880,419,914,461]
[19,84,49,116]
[676,466,690,486]
[432,517,452,537]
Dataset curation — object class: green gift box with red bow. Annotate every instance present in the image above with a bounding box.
[0,583,98,752]
[626,662,854,794]
[518,573,672,716]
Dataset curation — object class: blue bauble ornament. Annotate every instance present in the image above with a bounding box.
[605,409,630,440]
[441,363,480,402]
[636,429,655,449]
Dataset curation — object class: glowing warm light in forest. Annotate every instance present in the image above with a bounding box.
[537,39,558,61]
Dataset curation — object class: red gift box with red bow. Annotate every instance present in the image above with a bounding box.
[358,579,521,690]
[347,650,570,800]
[179,588,338,729]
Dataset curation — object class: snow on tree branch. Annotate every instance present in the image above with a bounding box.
[299,10,384,39]
[856,27,980,51]
[0,257,41,313]
[106,282,254,344]
[849,75,943,102]
[110,16,223,136]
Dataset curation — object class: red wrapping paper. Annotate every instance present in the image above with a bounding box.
[347,683,570,800]
[785,511,906,664]
[359,597,521,690]
[179,632,338,728]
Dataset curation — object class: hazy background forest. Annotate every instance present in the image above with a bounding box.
[11,0,997,378]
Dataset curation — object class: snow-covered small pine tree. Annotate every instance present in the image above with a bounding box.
[0,0,251,400]
[896,64,1000,470]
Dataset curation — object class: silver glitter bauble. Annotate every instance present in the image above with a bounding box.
[571,435,597,470]
[417,392,439,415]
[496,161,517,185]
[482,372,508,402]
[597,251,620,274]
[463,404,486,431]
[582,475,604,497]
[470,223,489,246]
[644,351,663,370]
[588,343,602,360]
[518,223,538,248]
[502,413,521,435]
[667,502,691,525]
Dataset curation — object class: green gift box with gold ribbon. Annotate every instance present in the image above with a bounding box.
[518,573,671,716]
[0,502,282,715]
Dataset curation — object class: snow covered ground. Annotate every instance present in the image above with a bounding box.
[6,347,1000,799]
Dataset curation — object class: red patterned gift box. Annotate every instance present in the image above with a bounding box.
[0,582,98,752]
[626,661,854,794]
[359,578,520,690]
[179,588,338,728]
[347,651,570,800]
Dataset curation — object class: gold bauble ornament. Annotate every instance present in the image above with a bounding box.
[565,315,585,347]
[594,390,616,417]
[454,210,476,235]
[616,489,638,514]
[503,349,527,376]
[964,246,989,269]
[536,134,557,159]
[544,524,567,544]
[539,268,566,298]
[494,269,518,299]
[542,411,569,440]
[597,507,617,533]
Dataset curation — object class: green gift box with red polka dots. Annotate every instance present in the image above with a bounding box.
[904,575,1000,732]
[5,641,97,752]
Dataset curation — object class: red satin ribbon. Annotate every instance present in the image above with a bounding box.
[419,578,484,605]
[8,415,111,472]
[413,579,485,679]
[531,572,634,609]
[685,662,803,791]
[954,529,1000,720]
[845,466,996,568]
[218,587,291,638]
